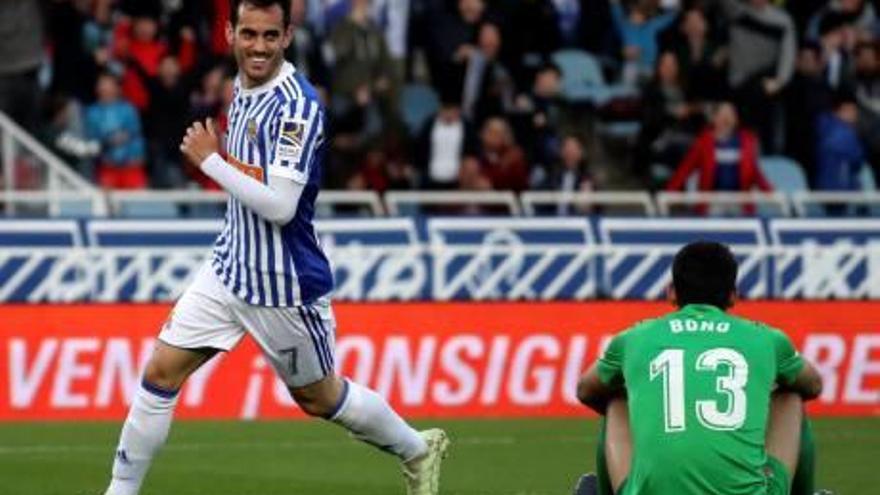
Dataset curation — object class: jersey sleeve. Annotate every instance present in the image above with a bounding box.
[770,328,804,385]
[597,332,626,387]
[268,97,323,184]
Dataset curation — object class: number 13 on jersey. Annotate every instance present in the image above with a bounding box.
[650,348,749,433]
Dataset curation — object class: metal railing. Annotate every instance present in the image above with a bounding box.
[656,191,791,217]
[520,191,656,216]
[791,191,880,216]
[384,190,522,216]
[0,112,105,217]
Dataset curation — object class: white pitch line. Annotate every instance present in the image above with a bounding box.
[0,435,594,456]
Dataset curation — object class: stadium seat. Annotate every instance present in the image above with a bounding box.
[551,49,637,106]
[859,163,877,191]
[759,155,809,193]
[858,164,880,216]
[58,200,97,218]
[400,83,439,136]
[117,201,180,218]
[759,156,808,217]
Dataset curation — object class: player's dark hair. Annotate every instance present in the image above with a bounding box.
[229,0,291,28]
[672,241,738,309]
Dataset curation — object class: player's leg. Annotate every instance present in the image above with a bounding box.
[765,392,804,495]
[289,373,431,461]
[239,300,446,494]
[603,398,632,494]
[105,264,246,495]
[105,343,216,495]
[791,416,817,495]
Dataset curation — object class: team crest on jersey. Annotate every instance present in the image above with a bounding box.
[246,118,258,143]
[277,118,305,163]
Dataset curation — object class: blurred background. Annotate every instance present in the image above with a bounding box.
[0,1,878,494]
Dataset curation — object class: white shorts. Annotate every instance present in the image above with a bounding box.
[159,263,336,388]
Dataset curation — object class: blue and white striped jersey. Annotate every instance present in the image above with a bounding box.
[211,61,333,307]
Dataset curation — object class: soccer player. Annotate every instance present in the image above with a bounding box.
[102,1,448,494]
[576,241,823,495]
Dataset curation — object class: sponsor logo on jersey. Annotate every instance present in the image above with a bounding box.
[277,119,305,164]
[227,154,264,181]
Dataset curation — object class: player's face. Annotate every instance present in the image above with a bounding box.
[227,3,293,88]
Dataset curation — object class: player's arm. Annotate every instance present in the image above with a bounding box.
[772,328,823,401]
[778,360,822,401]
[576,363,624,415]
[180,119,302,225]
[577,333,626,415]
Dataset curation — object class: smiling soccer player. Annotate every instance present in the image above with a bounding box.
[102,2,447,494]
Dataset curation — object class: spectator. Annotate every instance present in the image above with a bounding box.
[635,51,705,185]
[371,0,412,81]
[85,72,147,190]
[609,0,679,85]
[666,102,772,213]
[720,0,796,154]
[0,0,44,131]
[47,0,105,103]
[806,0,877,42]
[142,55,194,188]
[415,96,479,189]
[286,0,329,94]
[854,42,880,176]
[512,63,567,177]
[189,64,227,122]
[670,8,725,101]
[112,14,196,112]
[784,42,834,183]
[496,0,560,90]
[348,133,416,192]
[327,0,396,139]
[818,13,857,91]
[815,94,866,195]
[425,0,486,99]
[542,134,594,214]
[41,94,99,179]
[479,116,529,192]
[461,22,515,125]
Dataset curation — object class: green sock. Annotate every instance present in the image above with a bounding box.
[596,417,615,495]
[791,418,816,495]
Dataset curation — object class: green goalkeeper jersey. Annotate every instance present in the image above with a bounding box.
[597,304,805,495]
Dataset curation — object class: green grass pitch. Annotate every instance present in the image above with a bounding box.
[1,418,877,495]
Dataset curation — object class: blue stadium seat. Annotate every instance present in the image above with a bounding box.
[58,200,97,218]
[550,49,637,106]
[117,201,180,218]
[759,156,809,217]
[400,83,439,136]
[759,155,809,193]
[859,164,877,191]
[858,164,880,216]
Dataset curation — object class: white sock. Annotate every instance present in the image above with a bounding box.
[104,381,179,495]
[329,379,428,462]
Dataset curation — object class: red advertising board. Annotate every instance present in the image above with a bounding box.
[1,302,878,420]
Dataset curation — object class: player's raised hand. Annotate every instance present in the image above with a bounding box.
[180,118,221,167]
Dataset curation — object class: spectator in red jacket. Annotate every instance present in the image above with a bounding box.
[667,102,772,192]
[666,102,772,214]
[113,14,196,111]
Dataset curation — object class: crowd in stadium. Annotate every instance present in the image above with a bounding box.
[0,0,878,198]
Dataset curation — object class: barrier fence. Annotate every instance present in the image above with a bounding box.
[1,302,878,420]
[1,218,878,302]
